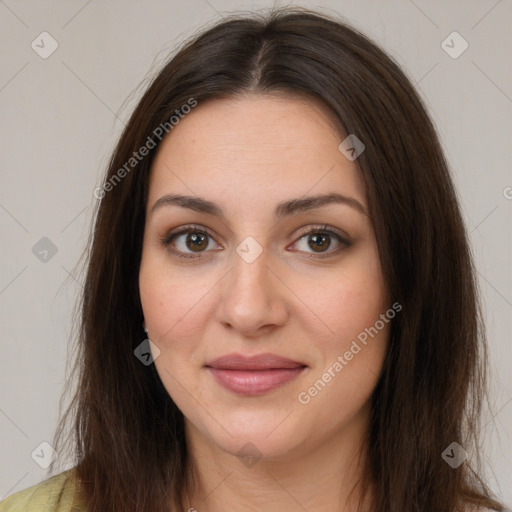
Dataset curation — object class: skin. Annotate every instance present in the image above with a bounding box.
[139,93,391,512]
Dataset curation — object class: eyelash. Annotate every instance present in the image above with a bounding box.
[160,223,351,260]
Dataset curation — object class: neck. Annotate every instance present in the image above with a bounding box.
[181,406,373,512]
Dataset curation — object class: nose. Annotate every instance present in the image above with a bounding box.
[216,247,289,337]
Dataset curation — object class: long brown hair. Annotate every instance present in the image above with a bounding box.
[51,7,504,511]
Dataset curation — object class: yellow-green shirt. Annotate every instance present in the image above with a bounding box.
[0,469,85,511]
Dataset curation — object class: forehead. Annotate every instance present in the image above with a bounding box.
[148,94,366,212]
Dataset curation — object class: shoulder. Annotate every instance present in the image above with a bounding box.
[0,468,84,512]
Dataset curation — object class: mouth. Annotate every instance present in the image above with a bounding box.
[204,353,307,396]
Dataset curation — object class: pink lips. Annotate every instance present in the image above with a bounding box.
[205,353,307,396]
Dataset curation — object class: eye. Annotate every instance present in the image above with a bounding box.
[289,224,351,258]
[160,224,220,259]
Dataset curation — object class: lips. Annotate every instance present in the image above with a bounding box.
[206,353,306,370]
[205,353,307,396]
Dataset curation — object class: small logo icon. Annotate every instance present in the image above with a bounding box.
[93,186,106,200]
[134,338,161,365]
[338,134,365,161]
[442,441,468,468]
[32,237,58,263]
[236,236,263,264]
[31,32,59,59]
[236,442,263,468]
[441,32,468,59]
[31,441,56,469]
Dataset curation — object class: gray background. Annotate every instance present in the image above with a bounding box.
[0,0,510,505]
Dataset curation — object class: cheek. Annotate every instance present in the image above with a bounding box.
[139,259,211,405]
[139,258,226,406]
[297,282,389,428]
[292,243,389,406]
[139,254,215,344]
[292,243,389,345]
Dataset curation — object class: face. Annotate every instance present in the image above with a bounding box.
[139,94,391,461]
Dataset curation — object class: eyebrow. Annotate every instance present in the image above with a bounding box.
[151,192,368,220]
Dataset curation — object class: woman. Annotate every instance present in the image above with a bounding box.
[0,7,506,512]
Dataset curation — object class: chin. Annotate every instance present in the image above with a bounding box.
[215,432,299,463]
[190,411,304,461]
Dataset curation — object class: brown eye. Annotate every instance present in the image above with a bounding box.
[291,225,351,258]
[162,226,219,259]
